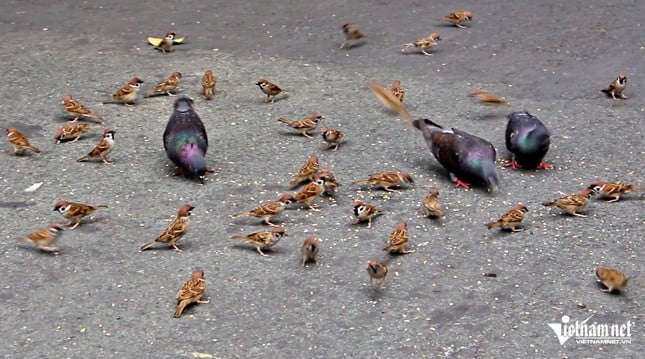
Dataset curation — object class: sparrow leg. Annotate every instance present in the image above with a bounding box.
[454,179,471,189]
[197,299,210,304]
[39,246,59,253]
[302,132,313,139]
[340,41,346,49]
[101,157,113,164]
[571,212,587,218]
[71,136,81,143]
[367,218,373,229]
[537,161,553,170]
[421,49,432,56]
[257,247,268,257]
[308,205,320,212]
[504,160,522,169]
[400,248,416,254]
[264,219,278,226]
[171,244,183,252]
[456,23,466,28]
[384,186,401,193]
[167,92,177,97]
[379,277,387,289]
[332,144,340,151]
[67,221,80,230]
[510,227,525,232]
[607,196,620,203]
[620,93,628,99]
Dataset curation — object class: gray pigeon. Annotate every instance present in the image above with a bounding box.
[505,111,552,170]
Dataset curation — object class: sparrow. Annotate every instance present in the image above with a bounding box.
[147,31,186,48]
[366,260,388,289]
[232,194,295,226]
[423,187,445,218]
[277,113,323,138]
[542,188,595,217]
[201,70,217,100]
[401,33,441,56]
[6,127,41,155]
[103,77,144,106]
[154,31,176,53]
[25,222,65,253]
[163,97,212,182]
[54,123,97,143]
[434,10,473,28]
[469,89,508,105]
[353,171,414,193]
[294,176,326,211]
[140,204,194,252]
[602,74,628,100]
[352,200,381,228]
[485,204,528,232]
[256,78,287,103]
[53,200,108,229]
[145,72,182,97]
[300,237,320,267]
[505,111,552,170]
[317,167,341,195]
[340,22,365,49]
[595,267,628,293]
[320,127,345,151]
[61,94,104,122]
[173,269,209,318]
[588,181,638,203]
[383,221,415,254]
[76,128,115,164]
[389,80,405,102]
[290,155,319,187]
[230,227,287,257]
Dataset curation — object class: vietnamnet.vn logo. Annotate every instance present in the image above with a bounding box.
[548,315,634,345]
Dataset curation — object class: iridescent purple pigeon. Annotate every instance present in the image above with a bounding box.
[505,111,552,170]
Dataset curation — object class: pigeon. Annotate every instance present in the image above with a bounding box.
[505,111,552,170]
[163,97,211,183]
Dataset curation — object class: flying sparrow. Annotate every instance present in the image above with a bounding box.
[320,127,345,151]
[201,70,217,100]
[232,194,295,226]
[317,167,341,195]
[383,221,415,254]
[366,260,388,289]
[354,171,414,193]
[256,78,287,104]
[486,204,528,232]
[290,155,319,187]
[25,222,65,253]
[147,31,186,49]
[54,123,97,144]
[103,77,144,106]
[294,176,326,211]
[277,113,323,138]
[77,128,115,164]
[389,80,405,102]
[469,89,508,105]
[401,33,441,56]
[602,74,628,100]
[423,187,445,218]
[542,188,595,217]
[6,127,40,155]
[145,72,182,97]
[230,227,287,257]
[595,267,628,294]
[173,269,209,318]
[340,22,365,49]
[53,200,108,229]
[301,237,320,267]
[155,31,176,53]
[588,180,638,203]
[140,204,194,252]
[61,94,104,122]
[434,10,473,28]
[352,200,381,228]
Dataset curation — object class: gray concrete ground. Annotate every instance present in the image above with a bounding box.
[0,0,642,358]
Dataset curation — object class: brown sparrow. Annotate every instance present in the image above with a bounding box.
[201,70,217,100]
[595,267,628,293]
[174,269,209,318]
[423,187,445,218]
[366,260,388,289]
[256,78,287,103]
[25,222,65,253]
[230,227,287,257]
[290,155,319,187]
[401,33,441,56]
[140,204,194,252]
[352,200,381,228]
[389,80,405,102]
[317,167,341,195]
[354,171,414,193]
[294,176,325,211]
[61,94,104,122]
[104,77,144,106]
[300,236,320,267]
[320,127,345,151]
[435,10,473,28]
[232,194,295,226]
[54,123,97,143]
[6,127,40,155]
[340,22,365,49]
[77,128,115,164]
[602,74,628,100]
[156,31,176,53]
[383,221,415,254]
[470,89,508,105]
[486,204,528,232]
[53,200,108,229]
[277,113,323,138]
[588,180,638,203]
[542,188,595,217]
[145,72,182,97]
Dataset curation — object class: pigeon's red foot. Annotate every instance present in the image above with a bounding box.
[537,161,553,170]
[504,160,522,169]
[455,179,471,189]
